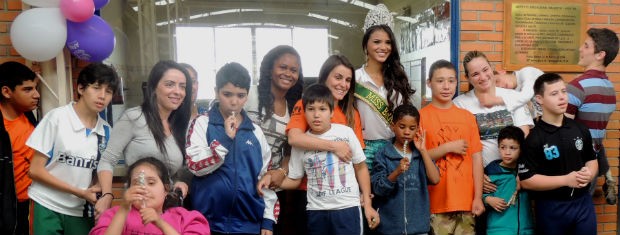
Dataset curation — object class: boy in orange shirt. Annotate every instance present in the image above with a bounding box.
[0,61,40,235]
[420,60,484,235]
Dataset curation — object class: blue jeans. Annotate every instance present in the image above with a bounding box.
[534,194,596,235]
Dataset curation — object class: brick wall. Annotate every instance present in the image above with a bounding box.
[1,0,124,204]
[460,1,620,234]
[0,0,24,64]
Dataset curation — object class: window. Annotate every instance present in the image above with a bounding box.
[176,26,328,100]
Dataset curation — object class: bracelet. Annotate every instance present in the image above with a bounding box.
[276,167,287,177]
[99,192,115,200]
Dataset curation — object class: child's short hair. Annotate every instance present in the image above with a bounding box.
[0,61,36,101]
[215,62,251,91]
[497,125,525,147]
[533,73,563,96]
[392,104,420,124]
[76,63,120,98]
[428,59,456,81]
[302,84,334,111]
[587,28,619,67]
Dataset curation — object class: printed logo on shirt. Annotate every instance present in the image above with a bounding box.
[306,151,350,198]
[292,105,303,116]
[125,229,165,235]
[246,139,253,146]
[543,144,560,160]
[574,137,583,151]
[518,163,529,174]
[57,152,99,169]
[473,109,514,140]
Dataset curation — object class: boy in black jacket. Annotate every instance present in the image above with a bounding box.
[0,61,39,235]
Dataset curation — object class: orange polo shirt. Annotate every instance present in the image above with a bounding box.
[3,113,35,202]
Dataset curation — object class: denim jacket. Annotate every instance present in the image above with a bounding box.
[371,141,432,234]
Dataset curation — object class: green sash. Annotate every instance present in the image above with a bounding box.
[354,82,392,125]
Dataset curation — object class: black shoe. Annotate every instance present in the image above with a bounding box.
[603,180,617,205]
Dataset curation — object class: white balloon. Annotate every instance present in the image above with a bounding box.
[22,0,61,7]
[10,8,67,62]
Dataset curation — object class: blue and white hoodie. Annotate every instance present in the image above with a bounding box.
[186,102,276,233]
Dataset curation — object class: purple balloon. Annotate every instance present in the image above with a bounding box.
[66,15,115,62]
[94,0,109,9]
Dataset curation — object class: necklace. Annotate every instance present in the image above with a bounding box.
[403,140,409,233]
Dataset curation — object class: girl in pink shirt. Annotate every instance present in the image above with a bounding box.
[90,157,210,235]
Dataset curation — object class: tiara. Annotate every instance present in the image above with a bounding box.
[362,4,394,32]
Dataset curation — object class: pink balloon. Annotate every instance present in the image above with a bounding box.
[60,0,94,23]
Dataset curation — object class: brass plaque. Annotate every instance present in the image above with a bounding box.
[503,0,586,72]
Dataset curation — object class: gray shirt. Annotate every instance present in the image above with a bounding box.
[97,107,189,182]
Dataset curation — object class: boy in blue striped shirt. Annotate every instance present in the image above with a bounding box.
[565,27,619,205]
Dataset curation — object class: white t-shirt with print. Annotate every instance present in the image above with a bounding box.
[502,66,544,118]
[27,103,110,217]
[289,124,366,211]
[454,88,533,166]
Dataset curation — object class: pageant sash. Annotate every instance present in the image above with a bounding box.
[354,82,392,125]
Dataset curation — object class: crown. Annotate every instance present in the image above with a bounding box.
[362,4,394,32]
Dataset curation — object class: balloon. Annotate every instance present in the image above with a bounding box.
[93,0,110,9]
[22,0,61,7]
[60,0,95,22]
[66,15,115,62]
[10,8,67,62]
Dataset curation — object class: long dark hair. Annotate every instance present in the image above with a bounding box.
[141,60,192,156]
[257,45,304,122]
[317,55,356,129]
[362,25,414,111]
[126,157,179,210]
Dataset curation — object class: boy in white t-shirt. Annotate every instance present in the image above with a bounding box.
[491,67,544,118]
[27,63,119,234]
[258,84,379,235]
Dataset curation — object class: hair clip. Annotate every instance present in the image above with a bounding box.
[362,4,394,32]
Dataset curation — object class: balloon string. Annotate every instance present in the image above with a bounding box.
[36,73,59,100]
[403,139,408,233]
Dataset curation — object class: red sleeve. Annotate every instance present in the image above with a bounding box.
[176,208,211,234]
[353,109,366,148]
[467,112,483,154]
[285,100,308,134]
[88,207,119,235]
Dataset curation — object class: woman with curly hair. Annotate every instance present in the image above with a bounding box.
[246,45,303,180]
[356,24,415,170]
[244,45,303,235]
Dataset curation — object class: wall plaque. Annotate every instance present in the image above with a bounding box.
[503,0,586,72]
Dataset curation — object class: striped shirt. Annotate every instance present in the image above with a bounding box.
[566,69,616,152]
